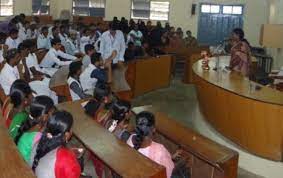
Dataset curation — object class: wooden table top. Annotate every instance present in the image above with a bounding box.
[0,119,36,178]
[56,100,165,178]
[192,56,283,105]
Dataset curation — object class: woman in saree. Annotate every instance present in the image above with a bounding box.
[229,28,251,77]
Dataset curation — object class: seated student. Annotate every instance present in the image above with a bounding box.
[65,30,80,56]
[68,61,89,101]
[25,40,57,78]
[30,111,81,178]
[82,44,95,67]
[80,28,92,54]
[18,21,30,42]
[27,21,38,40]
[5,29,21,50]
[17,96,55,163]
[104,100,131,142]
[124,42,137,61]
[58,25,68,47]
[184,30,198,47]
[8,80,33,140]
[37,26,50,49]
[0,32,8,67]
[0,49,22,95]
[40,38,76,69]
[127,111,174,178]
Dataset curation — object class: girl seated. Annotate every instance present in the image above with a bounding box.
[17,95,56,163]
[67,61,90,101]
[30,111,81,178]
[8,80,33,140]
[127,111,174,178]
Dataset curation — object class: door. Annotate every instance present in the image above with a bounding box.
[197,4,244,46]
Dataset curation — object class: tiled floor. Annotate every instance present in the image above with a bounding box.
[132,80,263,178]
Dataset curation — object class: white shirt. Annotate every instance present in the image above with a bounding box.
[0,63,20,95]
[37,34,50,49]
[27,29,38,39]
[18,27,27,42]
[5,36,21,50]
[94,37,101,53]
[82,55,91,67]
[67,77,83,101]
[127,30,143,46]
[40,48,76,68]
[26,53,41,78]
[80,63,97,91]
[65,38,79,56]
[80,35,91,54]
[100,30,126,64]
[59,33,68,47]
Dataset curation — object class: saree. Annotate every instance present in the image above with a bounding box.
[230,41,251,76]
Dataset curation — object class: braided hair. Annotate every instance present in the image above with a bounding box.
[32,111,73,171]
[9,79,32,108]
[111,100,131,123]
[14,96,55,144]
[133,111,155,150]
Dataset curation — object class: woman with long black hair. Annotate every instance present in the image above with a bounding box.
[17,95,56,163]
[127,111,174,178]
[30,111,81,178]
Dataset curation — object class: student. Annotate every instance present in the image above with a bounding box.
[100,22,125,64]
[8,80,33,140]
[5,29,21,49]
[65,30,80,56]
[25,40,56,79]
[58,25,68,47]
[37,26,50,49]
[0,49,22,95]
[27,21,39,40]
[67,61,89,101]
[127,111,174,178]
[40,38,76,69]
[82,44,95,67]
[17,96,55,163]
[184,30,198,47]
[0,32,8,66]
[30,111,81,178]
[18,21,30,42]
[104,100,131,142]
[124,42,137,61]
[80,28,91,54]
[127,24,143,47]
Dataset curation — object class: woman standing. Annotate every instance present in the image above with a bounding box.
[229,28,251,77]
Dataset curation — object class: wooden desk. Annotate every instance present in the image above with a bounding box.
[0,118,36,178]
[126,55,172,97]
[56,100,166,178]
[193,56,283,161]
[49,55,172,100]
[164,46,209,84]
[133,106,238,178]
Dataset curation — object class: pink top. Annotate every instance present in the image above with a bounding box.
[127,135,174,178]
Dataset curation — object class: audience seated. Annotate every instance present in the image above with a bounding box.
[5,29,21,50]
[37,26,50,49]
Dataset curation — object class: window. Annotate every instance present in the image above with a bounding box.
[201,4,220,14]
[73,0,105,17]
[0,0,13,16]
[32,0,50,15]
[223,5,243,15]
[131,0,170,21]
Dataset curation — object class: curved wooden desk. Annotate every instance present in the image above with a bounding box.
[193,56,283,161]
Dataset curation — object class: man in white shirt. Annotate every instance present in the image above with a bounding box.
[65,30,80,56]
[100,22,126,64]
[27,22,38,40]
[37,26,50,49]
[5,29,21,50]
[80,28,92,54]
[127,24,143,47]
[18,21,29,42]
[0,48,21,95]
[82,44,95,67]
[40,38,77,69]
[59,25,68,48]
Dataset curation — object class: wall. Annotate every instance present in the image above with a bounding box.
[7,0,268,46]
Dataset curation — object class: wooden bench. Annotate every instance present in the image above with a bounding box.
[0,115,36,178]
[133,106,239,178]
[56,100,167,178]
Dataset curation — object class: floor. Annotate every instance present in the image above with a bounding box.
[132,80,263,178]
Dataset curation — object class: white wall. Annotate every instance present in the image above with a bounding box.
[8,0,268,46]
